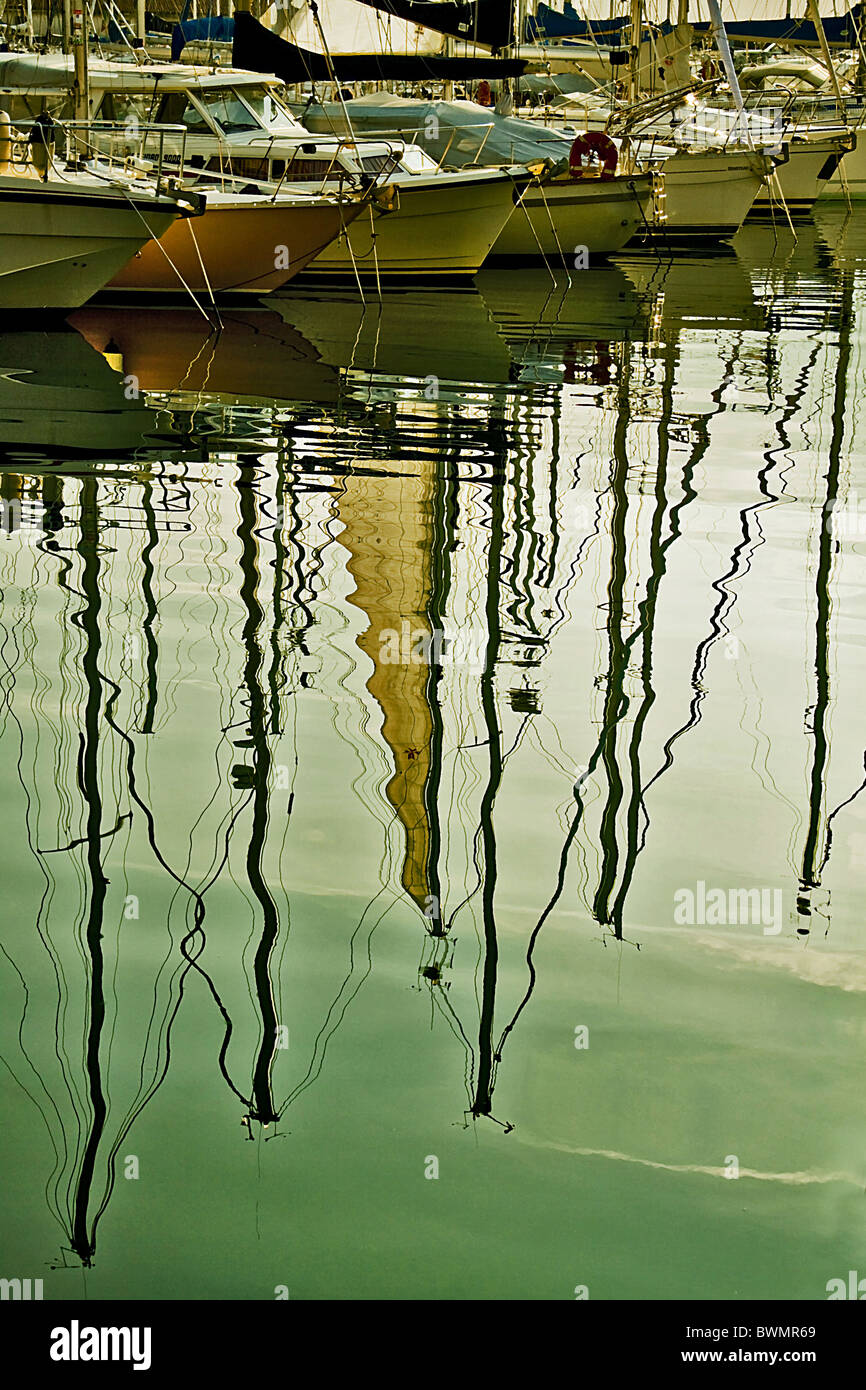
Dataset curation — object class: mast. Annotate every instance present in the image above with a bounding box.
[628,0,642,105]
[704,0,751,143]
[71,5,89,125]
[804,0,846,121]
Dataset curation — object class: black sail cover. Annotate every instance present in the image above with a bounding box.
[349,0,514,52]
[232,10,526,81]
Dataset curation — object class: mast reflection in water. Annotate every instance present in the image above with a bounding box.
[1,212,866,1300]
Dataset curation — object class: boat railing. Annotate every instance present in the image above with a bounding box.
[8,118,190,195]
[242,132,406,196]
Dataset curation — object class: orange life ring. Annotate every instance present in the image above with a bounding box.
[569,131,618,180]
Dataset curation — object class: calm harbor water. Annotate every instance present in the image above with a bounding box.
[2,209,866,1301]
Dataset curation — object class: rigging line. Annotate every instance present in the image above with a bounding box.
[118,189,217,323]
[185,217,224,327]
[307,0,361,146]
[512,172,557,284]
[369,202,383,302]
[536,177,572,281]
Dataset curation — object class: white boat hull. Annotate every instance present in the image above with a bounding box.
[635,149,766,244]
[303,169,519,277]
[822,129,866,199]
[491,174,656,260]
[0,176,179,309]
[751,137,850,217]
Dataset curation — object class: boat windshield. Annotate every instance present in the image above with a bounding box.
[185,90,263,133]
[233,85,296,129]
[148,89,259,134]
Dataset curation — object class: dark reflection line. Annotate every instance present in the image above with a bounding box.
[591,353,631,929]
[542,412,561,592]
[493,333,714,1059]
[424,452,456,942]
[606,344,674,934]
[266,441,289,736]
[0,521,79,1255]
[797,273,853,929]
[472,465,507,1128]
[45,476,257,1260]
[139,479,159,735]
[68,478,108,1267]
[236,458,281,1127]
[638,342,793,811]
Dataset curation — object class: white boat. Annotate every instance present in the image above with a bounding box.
[300,159,522,277]
[0,138,197,308]
[750,131,854,215]
[818,127,866,197]
[301,94,779,250]
[629,146,774,243]
[491,172,658,259]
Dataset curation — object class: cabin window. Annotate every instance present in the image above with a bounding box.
[283,155,341,181]
[223,156,270,181]
[358,154,393,174]
[153,92,200,128]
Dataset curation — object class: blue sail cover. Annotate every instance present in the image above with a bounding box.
[525,1,863,45]
[171,16,235,61]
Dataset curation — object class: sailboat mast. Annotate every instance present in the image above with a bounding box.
[72,6,89,124]
[628,0,643,106]
[804,0,845,121]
